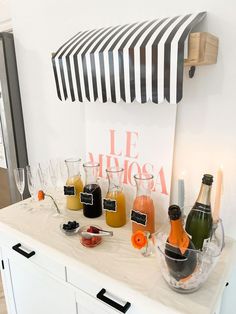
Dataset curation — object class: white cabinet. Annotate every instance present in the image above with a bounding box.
[1,245,76,314]
[0,203,233,314]
[0,238,134,314]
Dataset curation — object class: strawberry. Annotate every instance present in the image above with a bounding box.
[90,226,100,234]
[82,238,92,246]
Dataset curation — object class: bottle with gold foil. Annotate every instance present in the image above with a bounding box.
[165,205,197,282]
[64,158,83,210]
[104,167,126,228]
[185,174,213,250]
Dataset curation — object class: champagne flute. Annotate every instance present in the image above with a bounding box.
[60,159,67,187]
[26,165,37,199]
[38,162,49,191]
[14,168,25,201]
[49,159,60,189]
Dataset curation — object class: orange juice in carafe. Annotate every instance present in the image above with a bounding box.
[106,191,126,227]
[131,173,155,234]
[65,159,83,210]
[132,195,155,234]
[66,175,83,210]
[105,167,126,228]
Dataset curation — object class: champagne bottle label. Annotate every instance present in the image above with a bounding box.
[194,202,211,212]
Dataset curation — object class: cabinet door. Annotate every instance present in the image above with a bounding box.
[2,247,76,314]
[0,247,16,314]
[76,288,132,314]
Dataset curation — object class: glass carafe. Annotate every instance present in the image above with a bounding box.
[132,173,155,234]
[65,158,84,210]
[105,167,126,228]
[82,162,102,218]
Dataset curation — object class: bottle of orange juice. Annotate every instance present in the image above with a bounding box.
[131,173,155,234]
[104,167,126,228]
[64,158,83,210]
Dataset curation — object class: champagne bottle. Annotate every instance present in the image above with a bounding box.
[185,174,213,250]
[165,205,197,282]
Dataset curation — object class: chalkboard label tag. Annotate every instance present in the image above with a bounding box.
[80,192,93,205]
[131,210,147,226]
[103,199,117,212]
[64,186,76,196]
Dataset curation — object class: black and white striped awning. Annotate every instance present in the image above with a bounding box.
[52,12,206,104]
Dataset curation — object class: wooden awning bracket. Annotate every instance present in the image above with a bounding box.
[184,32,219,68]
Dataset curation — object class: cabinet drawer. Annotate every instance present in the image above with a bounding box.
[67,266,175,314]
[76,288,122,314]
[0,230,66,281]
[67,266,136,314]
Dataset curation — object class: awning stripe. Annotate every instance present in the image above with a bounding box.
[139,18,168,103]
[104,23,139,102]
[98,24,131,102]
[56,31,87,101]
[164,14,192,104]
[122,21,152,103]
[52,12,206,104]
[151,16,178,103]
[90,26,121,102]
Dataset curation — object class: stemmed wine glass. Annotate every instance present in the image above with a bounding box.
[14,168,25,202]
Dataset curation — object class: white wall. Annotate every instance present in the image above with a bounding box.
[7,0,236,239]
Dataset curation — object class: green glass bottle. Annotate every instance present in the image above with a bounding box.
[185,174,213,250]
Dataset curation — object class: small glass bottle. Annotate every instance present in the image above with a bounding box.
[65,158,84,210]
[131,173,155,234]
[82,162,102,218]
[105,167,126,228]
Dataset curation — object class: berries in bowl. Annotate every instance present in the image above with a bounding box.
[60,221,80,235]
[78,225,103,248]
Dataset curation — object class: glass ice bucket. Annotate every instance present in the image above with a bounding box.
[154,219,224,294]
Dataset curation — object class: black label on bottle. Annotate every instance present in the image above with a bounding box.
[103,199,117,212]
[194,202,211,212]
[64,186,76,196]
[131,210,147,226]
[80,192,93,205]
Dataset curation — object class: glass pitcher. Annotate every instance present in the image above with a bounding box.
[82,161,102,218]
[105,167,126,228]
[131,173,155,234]
[65,158,84,210]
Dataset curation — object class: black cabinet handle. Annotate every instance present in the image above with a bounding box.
[12,243,35,259]
[97,288,131,313]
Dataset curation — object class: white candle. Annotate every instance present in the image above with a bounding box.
[178,178,185,210]
[213,167,223,222]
